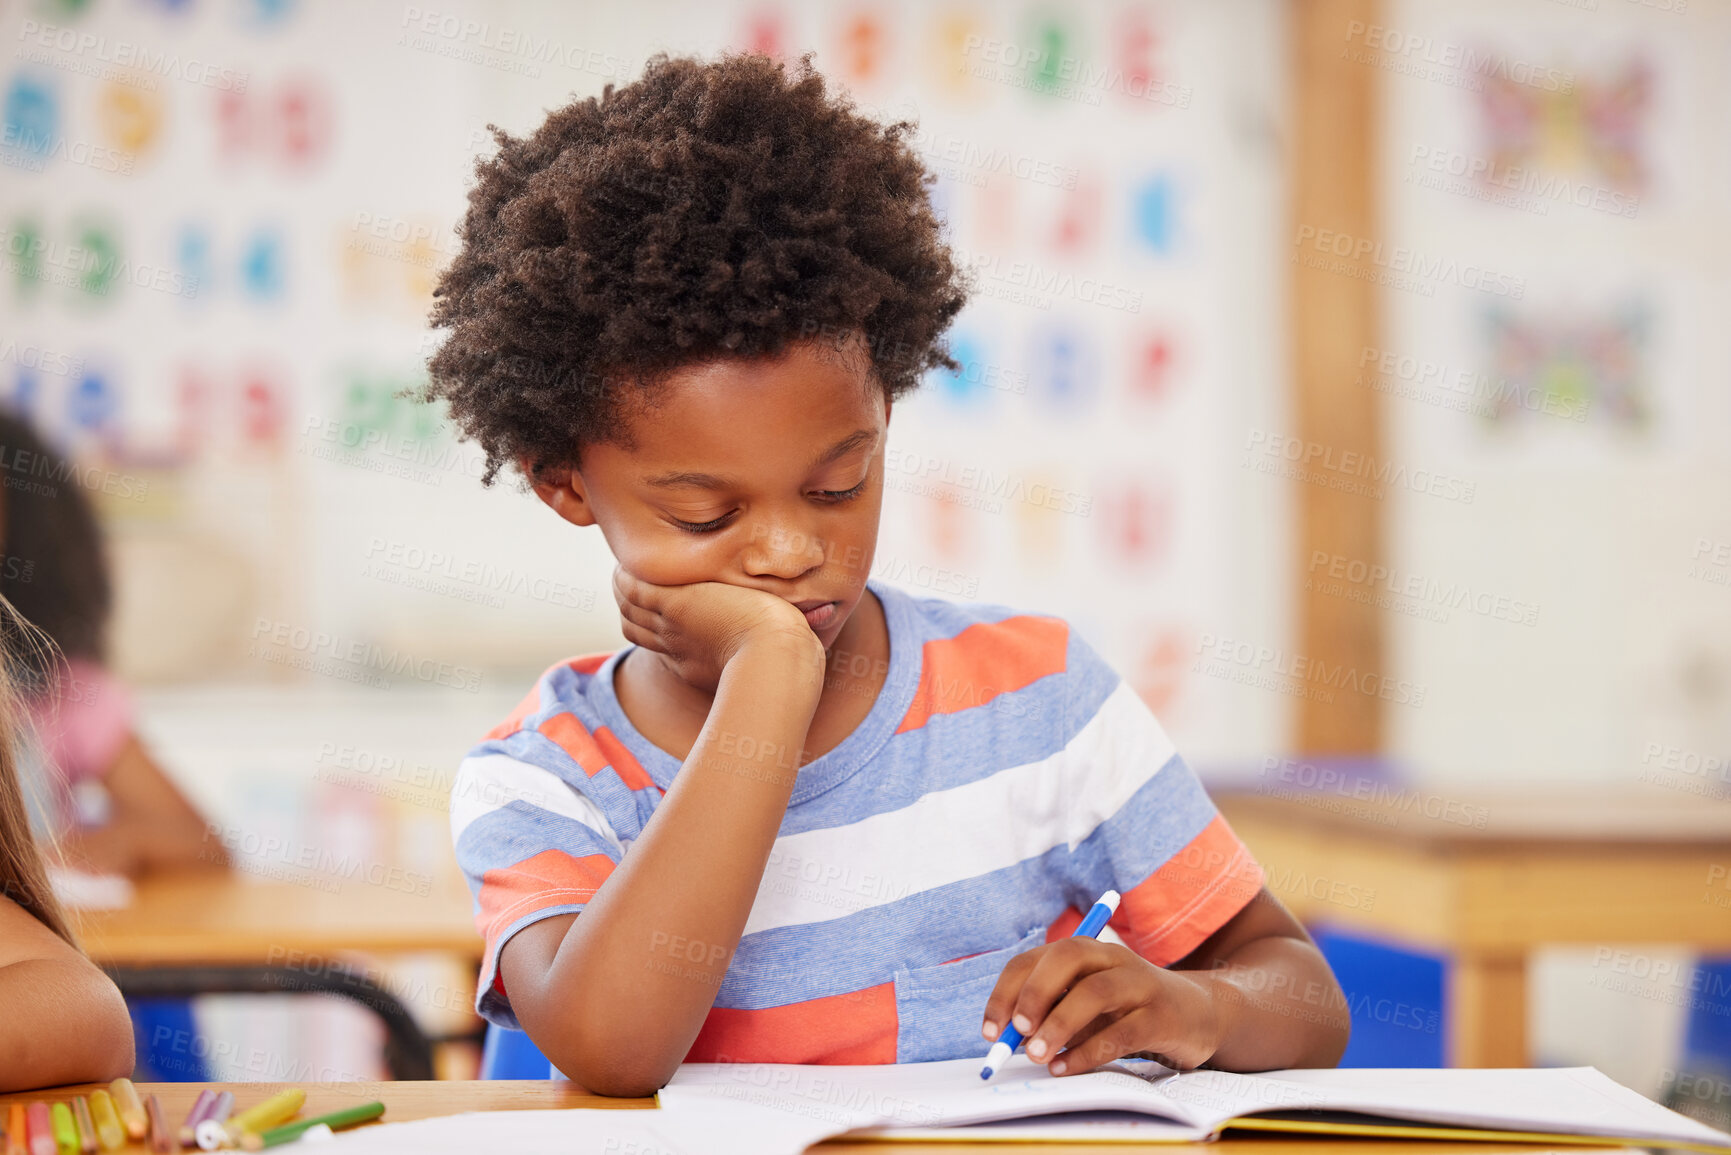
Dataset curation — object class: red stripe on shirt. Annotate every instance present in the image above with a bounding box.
[685,983,899,1064]
[896,615,1070,735]
[1046,905,1085,942]
[1113,814,1263,966]
[534,713,657,794]
[485,653,614,740]
[593,726,658,794]
[538,712,610,775]
[476,848,616,943]
[567,653,612,677]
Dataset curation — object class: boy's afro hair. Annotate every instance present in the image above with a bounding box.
[424,51,969,485]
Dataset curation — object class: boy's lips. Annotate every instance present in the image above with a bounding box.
[794,599,839,630]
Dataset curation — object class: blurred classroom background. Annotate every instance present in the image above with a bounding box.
[3,0,1729,1122]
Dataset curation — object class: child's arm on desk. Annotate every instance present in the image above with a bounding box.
[499,571,825,1097]
[0,894,135,1090]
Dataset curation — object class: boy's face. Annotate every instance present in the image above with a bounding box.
[534,339,889,650]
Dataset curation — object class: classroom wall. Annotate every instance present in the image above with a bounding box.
[3,0,1296,774]
[1373,0,1731,786]
[1362,0,1731,1093]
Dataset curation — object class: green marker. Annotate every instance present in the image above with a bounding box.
[48,1102,77,1155]
[240,1102,385,1151]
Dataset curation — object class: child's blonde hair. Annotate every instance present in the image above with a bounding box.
[0,595,73,943]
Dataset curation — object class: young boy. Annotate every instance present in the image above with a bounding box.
[429,53,1347,1097]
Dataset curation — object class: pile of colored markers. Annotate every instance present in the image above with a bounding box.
[2,1081,384,1153]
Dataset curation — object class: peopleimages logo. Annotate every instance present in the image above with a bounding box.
[0,124,135,175]
[0,338,83,378]
[1292,225,1525,299]
[1193,634,1427,707]
[1357,345,1589,424]
[1242,428,1477,505]
[16,20,249,91]
[952,247,1144,314]
[1407,145,1639,219]
[398,7,634,79]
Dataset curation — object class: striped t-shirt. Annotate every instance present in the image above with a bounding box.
[451,580,1263,1065]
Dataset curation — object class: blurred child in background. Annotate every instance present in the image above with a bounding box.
[0,597,136,1089]
[0,411,225,876]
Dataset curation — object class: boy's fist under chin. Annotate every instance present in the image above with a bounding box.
[611,566,824,692]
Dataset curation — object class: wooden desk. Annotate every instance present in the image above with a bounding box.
[0,1082,1639,1154]
[1217,788,1731,1068]
[73,869,480,967]
[68,870,483,1079]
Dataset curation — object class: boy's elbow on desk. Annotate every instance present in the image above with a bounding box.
[542,1033,681,1098]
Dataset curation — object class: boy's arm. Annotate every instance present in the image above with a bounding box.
[0,895,135,1090]
[498,574,825,1097]
[981,887,1348,1075]
[1168,887,1350,1069]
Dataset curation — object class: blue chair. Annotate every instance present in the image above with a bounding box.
[130,999,209,1081]
[479,1023,555,1079]
[1665,958,1731,1129]
[1309,926,1446,1068]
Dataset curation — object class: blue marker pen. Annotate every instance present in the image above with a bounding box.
[980,889,1121,1080]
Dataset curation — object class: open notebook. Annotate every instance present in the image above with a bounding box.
[660,1054,1731,1150]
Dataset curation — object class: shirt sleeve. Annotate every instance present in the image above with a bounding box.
[1058,629,1263,966]
[450,748,627,1028]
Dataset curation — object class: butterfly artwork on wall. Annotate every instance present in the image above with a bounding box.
[1480,302,1649,431]
[1476,55,1652,195]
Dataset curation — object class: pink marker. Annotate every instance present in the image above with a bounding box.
[178,1090,218,1148]
[25,1102,54,1155]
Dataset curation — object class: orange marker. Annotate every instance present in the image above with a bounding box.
[7,1103,27,1155]
[106,1082,145,1143]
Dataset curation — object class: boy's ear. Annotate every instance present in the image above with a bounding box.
[528,462,598,527]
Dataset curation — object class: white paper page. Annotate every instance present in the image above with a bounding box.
[662,1054,1210,1136]
[666,1058,1731,1150]
[872,1110,1208,1143]
[321,1100,847,1155]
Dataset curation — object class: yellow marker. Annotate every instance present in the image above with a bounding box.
[48,1103,76,1155]
[85,1094,122,1151]
[223,1091,304,1145]
[106,1082,145,1143]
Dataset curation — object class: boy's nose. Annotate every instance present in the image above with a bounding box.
[742,521,827,580]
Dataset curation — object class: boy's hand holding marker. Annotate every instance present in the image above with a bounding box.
[982,889,1224,1078]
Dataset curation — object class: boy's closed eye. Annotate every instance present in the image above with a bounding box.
[666,475,872,534]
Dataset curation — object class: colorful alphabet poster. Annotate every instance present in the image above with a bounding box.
[1,0,1295,771]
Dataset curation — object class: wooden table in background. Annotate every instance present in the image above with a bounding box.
[1216,787,1731,1068]
[74,868,481,967]
[0,1082,1641,1154]
[70,868,484,1078]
